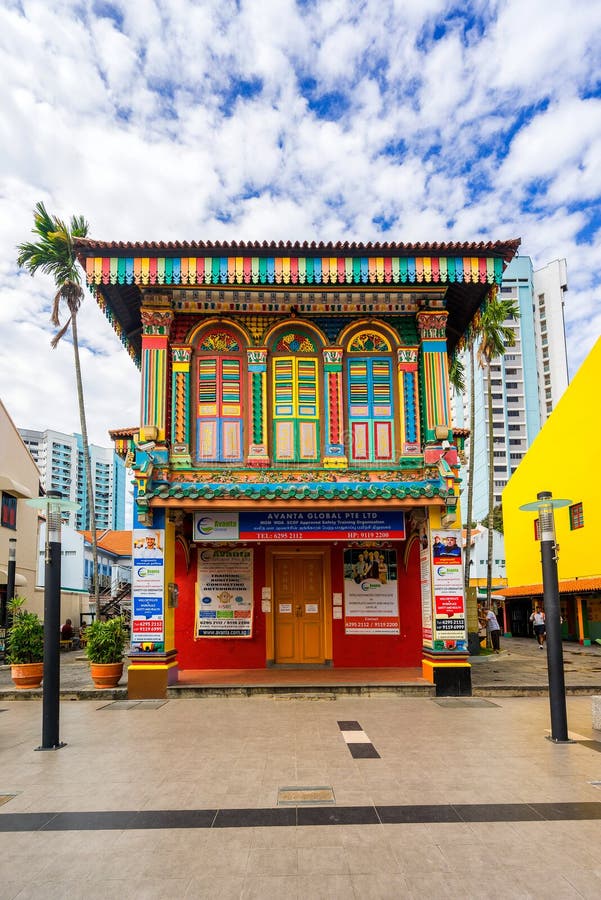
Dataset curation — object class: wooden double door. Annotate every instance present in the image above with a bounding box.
[273,554,325,664]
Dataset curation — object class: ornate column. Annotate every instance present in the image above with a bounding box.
[246,348,270,466]
[170,345,192,467]
[416,311,451,444]
[323,347,347,468]
[397,346,421,458]
[140,301,174,445]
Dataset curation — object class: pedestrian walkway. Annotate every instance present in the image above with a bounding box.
[0,692,601,897]
[1,637,601,700]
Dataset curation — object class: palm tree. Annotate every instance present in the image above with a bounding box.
[477,291,520,612]
[463,330,479,593]
[17,202,101,618]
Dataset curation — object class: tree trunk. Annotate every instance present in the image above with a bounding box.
[71,312,100,619]
[486,360,494,609]
[464,343,476,592]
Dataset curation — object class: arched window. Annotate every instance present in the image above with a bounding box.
[194,328,244,462]
[270,330,321,463]
[346,329,395,464]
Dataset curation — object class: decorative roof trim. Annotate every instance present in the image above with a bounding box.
[83,254,507,288]
[75,238,521,259]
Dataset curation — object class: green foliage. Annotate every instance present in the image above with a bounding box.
[85,617,128,664]
[448,354,466,394]
[477,295,521,369]
[7,599,44,664]
[481,505,504,534]
[16,201,88,287]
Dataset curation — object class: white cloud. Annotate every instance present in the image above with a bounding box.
[1,0,600,452]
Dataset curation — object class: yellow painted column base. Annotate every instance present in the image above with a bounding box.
[422,654,472,696]
[128,651,178,699]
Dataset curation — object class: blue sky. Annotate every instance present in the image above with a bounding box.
[0,0,600,446]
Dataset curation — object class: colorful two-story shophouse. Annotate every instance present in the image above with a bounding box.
[76,238,519,698]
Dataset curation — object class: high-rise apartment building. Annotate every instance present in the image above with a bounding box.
[453,256,569,523]
[18,429,126,530]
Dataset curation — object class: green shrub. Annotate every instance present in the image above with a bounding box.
[85,616,128,664]
[7,598,44,664]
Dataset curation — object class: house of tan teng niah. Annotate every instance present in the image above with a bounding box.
[75,238,520,699]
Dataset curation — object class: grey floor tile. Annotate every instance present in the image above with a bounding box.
[297,846,349,875]
[351,872,413,899]
[241,874,299,900]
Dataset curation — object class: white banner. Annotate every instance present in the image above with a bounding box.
[343,547,399,635]
[196,548,253,638]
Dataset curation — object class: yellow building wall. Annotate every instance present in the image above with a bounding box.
[503,337,601,586]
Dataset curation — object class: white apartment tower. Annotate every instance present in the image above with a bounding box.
[18,429,126,531]
[453,256,569,523]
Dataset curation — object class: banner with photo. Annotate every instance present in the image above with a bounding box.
[430,530,467,651]
[196,548,253,638]
[343,547,399,635]
[131,528,165,652]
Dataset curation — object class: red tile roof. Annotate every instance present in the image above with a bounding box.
[496,577,601,598]
[80,530,132,556]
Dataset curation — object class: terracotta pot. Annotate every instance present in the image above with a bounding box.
[11,662,43,690]
[90,661,124,689]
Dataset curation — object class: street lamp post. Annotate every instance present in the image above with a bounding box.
[27,491,79,752]
[520,491,572,743]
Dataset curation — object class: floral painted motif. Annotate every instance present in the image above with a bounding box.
[349,331,390,352]
[198,330,240,352]
[275,333,316,352]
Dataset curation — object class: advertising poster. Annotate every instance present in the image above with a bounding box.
[431,530,467,651]
[419,525,433,646]
[343,547,399,635]
[196,548,253,638]
[131,528,165,651]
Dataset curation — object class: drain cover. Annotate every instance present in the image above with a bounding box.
[278,786,335,805]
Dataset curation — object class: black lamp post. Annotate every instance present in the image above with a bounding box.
[27,490,79,751]
[520,491,572,743]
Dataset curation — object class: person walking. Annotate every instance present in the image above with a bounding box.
[530,607,546,648]
[485,607,502,653]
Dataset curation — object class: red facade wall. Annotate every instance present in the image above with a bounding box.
[174,538,422,670]
[330,540,422,667]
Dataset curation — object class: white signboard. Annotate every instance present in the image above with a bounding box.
[196,548,253,638]
[343,547,399,635]
[131,528,165,650]
[193,512,240,541]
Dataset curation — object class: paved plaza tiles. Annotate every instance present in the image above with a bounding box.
[1,692,601,898]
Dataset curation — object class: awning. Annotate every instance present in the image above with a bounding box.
[0,569,28,586]
[496,576,601,599]
[0,476,33,499]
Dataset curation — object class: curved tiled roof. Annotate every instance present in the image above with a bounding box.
[143,481,448,502]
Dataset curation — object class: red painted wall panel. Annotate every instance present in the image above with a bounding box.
[331,540,422,667]
[174,541,267,669]
[174,539,422,670]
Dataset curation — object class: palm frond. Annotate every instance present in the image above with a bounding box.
[448,354,465,394]
[50,318,72,349]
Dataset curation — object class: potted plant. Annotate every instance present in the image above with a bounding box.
[7,597,44,689]
[85,616,128,688]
